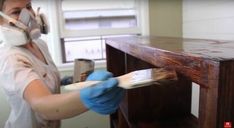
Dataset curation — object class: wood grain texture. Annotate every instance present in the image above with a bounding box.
[106,36,234,128]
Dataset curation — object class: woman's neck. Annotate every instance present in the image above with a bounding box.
[22,41,48,65]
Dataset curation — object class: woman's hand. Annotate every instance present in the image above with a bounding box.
[80,78,124,115]
[86,70,113,81]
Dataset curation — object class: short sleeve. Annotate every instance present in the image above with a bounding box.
[0,54,40,98]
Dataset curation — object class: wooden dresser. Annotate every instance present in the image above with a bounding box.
[105,36,234,128]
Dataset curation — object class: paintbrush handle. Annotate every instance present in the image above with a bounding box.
[64,68,177,90]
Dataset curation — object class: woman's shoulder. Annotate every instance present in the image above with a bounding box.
[1,46,23,55]
[0,46,16,58]
[0,46,31,63]
[0,47,34,74]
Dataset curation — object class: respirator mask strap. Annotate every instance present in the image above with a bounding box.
[19,8,42,40]
[0,11,30,46]
[36,7,49,34]
[0,11,28,30]
[0,7,49,47]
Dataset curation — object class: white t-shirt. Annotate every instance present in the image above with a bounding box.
[0,39,61,128]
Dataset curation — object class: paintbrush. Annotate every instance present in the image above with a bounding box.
[64,68,177,90]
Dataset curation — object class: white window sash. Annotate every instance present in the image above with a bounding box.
[61,0,136,11]
[57,0,149,38]
[61,28,141,38]
[33,0,149,70]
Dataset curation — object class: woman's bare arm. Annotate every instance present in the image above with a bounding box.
[24,79,88,120]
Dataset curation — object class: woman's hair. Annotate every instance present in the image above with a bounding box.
[0,0,5,23]
[0,0,5,11]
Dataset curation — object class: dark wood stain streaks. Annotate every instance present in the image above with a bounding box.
[106,36,234,128]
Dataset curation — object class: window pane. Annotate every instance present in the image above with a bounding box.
[62,0,137,31]
[61,0,140,63]
[64,9,137,30]
[63,35,135,63]
[64,37,104,62]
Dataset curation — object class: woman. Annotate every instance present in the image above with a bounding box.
[0,0,124,128]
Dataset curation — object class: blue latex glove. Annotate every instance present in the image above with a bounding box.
[80,78,124,115]
[86,70,113,81]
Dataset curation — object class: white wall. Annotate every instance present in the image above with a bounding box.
[183,0,234,117]
[183,0,234,40]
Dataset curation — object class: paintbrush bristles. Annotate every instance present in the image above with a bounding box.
[151,68,177,81]
[116,68,178,89]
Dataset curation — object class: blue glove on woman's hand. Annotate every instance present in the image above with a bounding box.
[80,78,124,115]
[86,70,113,81]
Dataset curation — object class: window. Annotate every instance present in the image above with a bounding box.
[59,0,149,63]
[62,36,105,63]
[31,0,149,68]
[61,35,134,63]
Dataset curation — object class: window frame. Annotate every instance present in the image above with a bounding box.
[61,36,106,63]
[58,0,143,38]
[36,0,149,71]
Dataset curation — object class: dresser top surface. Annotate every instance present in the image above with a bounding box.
[106,36,234,61]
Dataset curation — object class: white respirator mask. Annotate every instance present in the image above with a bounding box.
[0,7,49,47]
